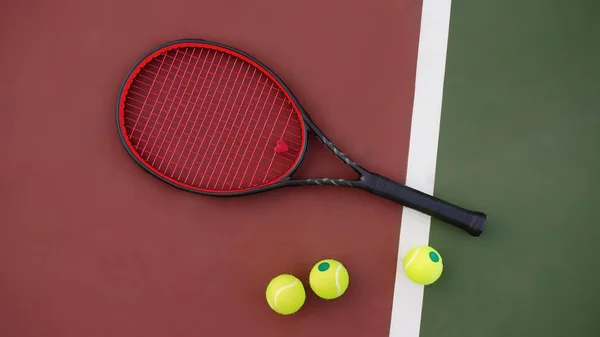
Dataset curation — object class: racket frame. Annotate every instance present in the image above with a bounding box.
[116,39,486,237]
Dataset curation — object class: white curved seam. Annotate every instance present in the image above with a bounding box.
[404,247,420,269]
[334,265,342,296]
[273,280,297,310]
[427,263,442,284]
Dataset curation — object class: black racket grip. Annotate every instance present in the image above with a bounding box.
[365,173,486,236]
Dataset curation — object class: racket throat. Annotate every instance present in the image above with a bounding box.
[294,178,357,187]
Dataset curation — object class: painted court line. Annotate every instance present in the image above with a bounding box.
[388,0,452,337]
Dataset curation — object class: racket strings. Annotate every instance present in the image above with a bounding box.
[122,46,304,191]
[124,94,303,148]
[135,51,302,116]
[126,52,304,141]
[123,112,301,166]
[124,114,297,173]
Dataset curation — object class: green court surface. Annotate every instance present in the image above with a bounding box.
[423,0,600,336]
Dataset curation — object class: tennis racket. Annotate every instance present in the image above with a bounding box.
[116,39,486,237]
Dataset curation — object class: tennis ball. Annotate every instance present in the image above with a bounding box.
[265,274,306,315]
[403,246,443,285]
[309,259,349,300]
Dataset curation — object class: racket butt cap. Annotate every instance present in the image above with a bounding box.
[467,212,486,237]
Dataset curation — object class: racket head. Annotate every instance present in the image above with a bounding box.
[116,39,309,195]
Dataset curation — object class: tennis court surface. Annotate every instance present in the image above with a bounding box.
[1,0,420,336]
[1,0,598,337]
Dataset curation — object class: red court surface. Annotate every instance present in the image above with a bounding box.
[1,1,423,336]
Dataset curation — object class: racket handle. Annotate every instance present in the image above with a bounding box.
[365,173,486,236]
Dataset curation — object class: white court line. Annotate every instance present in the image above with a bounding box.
[388,1,452,337]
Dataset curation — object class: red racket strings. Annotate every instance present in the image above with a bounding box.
[121,46,305,192]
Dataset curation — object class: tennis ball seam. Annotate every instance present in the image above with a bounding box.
[273,280,299,312]
[403,246,420,270]
[334,265,342,296]
[427,263,443,284]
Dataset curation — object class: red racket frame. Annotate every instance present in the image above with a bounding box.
[116,39,311,195]
[116,39,487,237]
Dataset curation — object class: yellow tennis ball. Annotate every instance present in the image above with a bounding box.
[403,246,443,285]
[265,274,306,315]
[309,259,349,300]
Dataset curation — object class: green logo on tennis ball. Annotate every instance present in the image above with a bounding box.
[318,262,330,272]
[429,251,440,263]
